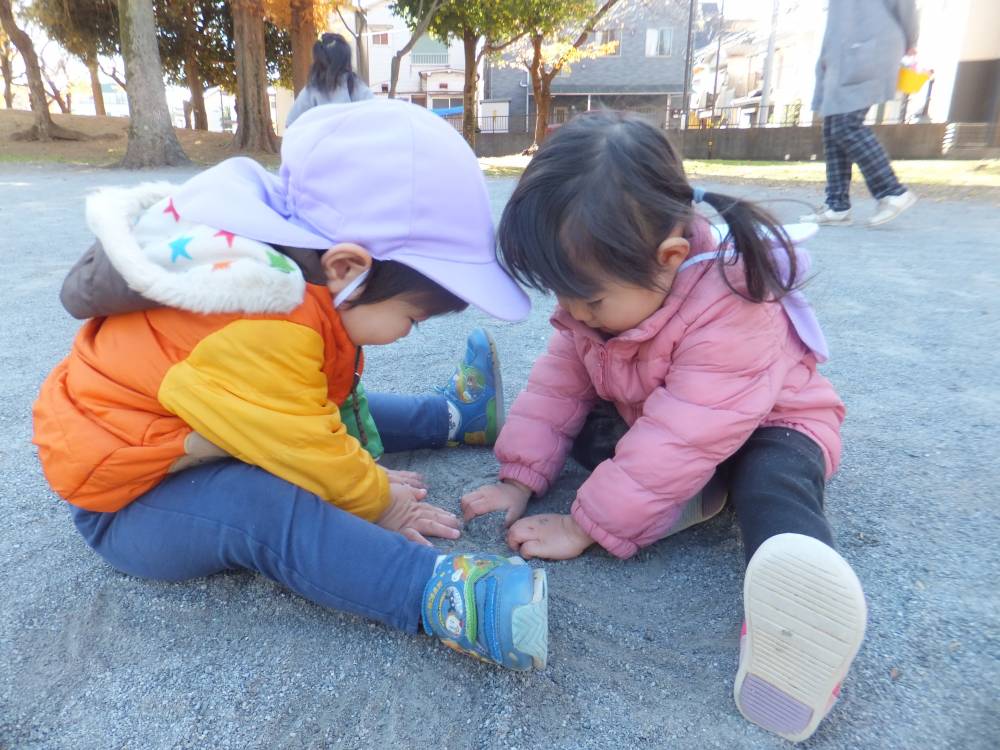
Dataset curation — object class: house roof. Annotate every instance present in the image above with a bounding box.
[549,83,684,94]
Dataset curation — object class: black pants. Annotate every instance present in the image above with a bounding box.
[571,403,835,563]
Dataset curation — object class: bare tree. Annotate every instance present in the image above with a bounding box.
[0,0,81,139]
[389,0,443,99]
[39,43,71,113]
[117,0,189,167]
[336,3,368,85]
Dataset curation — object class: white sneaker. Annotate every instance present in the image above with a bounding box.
[799,205,852,225]
[734,534,868,743]
[868,190,917,227]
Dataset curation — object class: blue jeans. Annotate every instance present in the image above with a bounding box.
[367,392,449,452]
[70,392,451,633]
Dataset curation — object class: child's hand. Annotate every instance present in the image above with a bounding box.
[377,483,461,545]
[506,513,594,560]
[383,468,426,490]
[461,481,532,526]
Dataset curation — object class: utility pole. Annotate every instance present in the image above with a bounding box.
[757,0,780,126]
[680,0,696,129]
[709,0,725,126]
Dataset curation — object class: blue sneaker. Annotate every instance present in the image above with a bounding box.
[422,553,548,671]
[437,328,504,446]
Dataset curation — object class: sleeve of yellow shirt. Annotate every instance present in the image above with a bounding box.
[157,318,390,521]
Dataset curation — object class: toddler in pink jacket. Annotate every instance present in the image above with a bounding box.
[462,112,867,742]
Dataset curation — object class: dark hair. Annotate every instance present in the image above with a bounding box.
[310,33,355,96]
[348,259,468,317]
[497,111,797,303]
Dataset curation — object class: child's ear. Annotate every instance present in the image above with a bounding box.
[321,243,372,293]
[655,235,690,274]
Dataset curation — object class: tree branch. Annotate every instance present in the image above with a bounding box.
[335,6,359,44]
[542,0,623,83]
[389,0,445,98]
[477,29,529,64]
[98,58,126,91]
[569,0,621,52]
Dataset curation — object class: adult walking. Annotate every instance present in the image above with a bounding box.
[804,0,919,227]
[285,33,373,128]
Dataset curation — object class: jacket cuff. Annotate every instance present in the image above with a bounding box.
[497,464,549,496]
[570,499,639,560]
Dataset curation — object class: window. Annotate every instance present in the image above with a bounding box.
[432,96,463,109]
[645,28,673,57]
[590,28,620,56]
[372,32,389,46]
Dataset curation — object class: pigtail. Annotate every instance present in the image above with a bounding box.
[698,191,798,303]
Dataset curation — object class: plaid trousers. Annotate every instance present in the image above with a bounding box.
[822,110,906,211]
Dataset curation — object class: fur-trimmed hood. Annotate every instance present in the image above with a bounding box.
[78,181,307,316]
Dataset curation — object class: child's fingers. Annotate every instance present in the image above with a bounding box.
[459,489,484,518]
[400,527,432,546]
[517,540,545,560]
[460,490,504,521]
[423,504,462,530]
[413,518,461,540]
[505,520,536,549]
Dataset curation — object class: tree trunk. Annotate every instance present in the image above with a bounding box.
[117,0,189,167]
[354,10,368,85]
[389,53,401,99]
[43,70,69,113]
[88,59,106,116]
[533,77,551,149]
[184,53,208,130]
[525,34,546,151]
[1,36,13,109]
[290,0,315,96]
[232,0,278,152]
[461,28,478,148]
[0,0,59,139]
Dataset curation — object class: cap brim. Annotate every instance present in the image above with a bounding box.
[391,252,531,322]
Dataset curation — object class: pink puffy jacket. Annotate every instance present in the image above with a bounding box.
[495,233,845,559]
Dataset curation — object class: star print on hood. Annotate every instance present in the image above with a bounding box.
[82,181,307,316]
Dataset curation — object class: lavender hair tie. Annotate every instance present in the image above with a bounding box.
[692,187,706,204]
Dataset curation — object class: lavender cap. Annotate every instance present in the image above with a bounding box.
[172,99,530,321]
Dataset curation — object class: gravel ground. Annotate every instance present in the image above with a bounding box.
[1,163,997,750]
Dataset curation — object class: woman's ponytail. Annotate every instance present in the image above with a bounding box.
[310,32,355,96]
[698,191,798,303]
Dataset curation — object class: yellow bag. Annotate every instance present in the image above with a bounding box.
[898,66,930,95]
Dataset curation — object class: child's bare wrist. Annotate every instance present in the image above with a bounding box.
[502,479,532,497]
